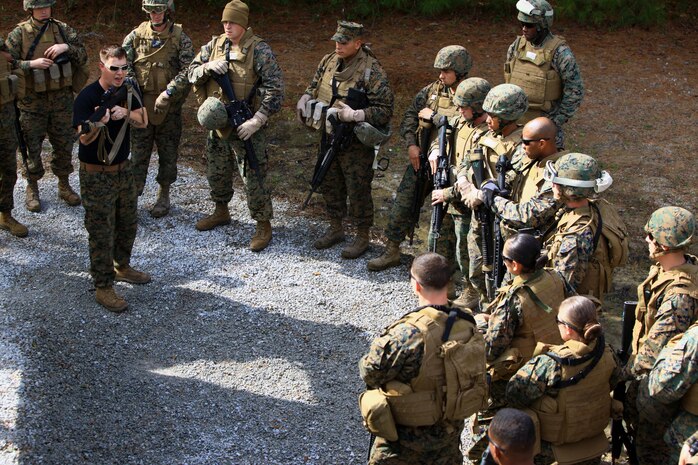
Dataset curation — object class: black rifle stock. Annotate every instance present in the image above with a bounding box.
[430,116,450,252]
[211,72,264,188]
[302,87,369,209]
[78,83,129,134]
[471,147,494,299]
[407,123,432,245]
[492,154,511,291]
[611,300,639,465]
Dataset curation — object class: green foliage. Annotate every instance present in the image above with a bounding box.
[554,0,666,27]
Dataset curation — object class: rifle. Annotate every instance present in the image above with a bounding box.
[407,122,432,245]
[78,83,129,134]
[13,101,30,174]
[492,154,511,291]
[430,115,450,252]
[302,86,369,209]
[211,72,264,188]
[471,147,494,300]
[611,300,639,465]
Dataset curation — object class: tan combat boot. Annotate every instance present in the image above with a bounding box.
[313,218,345,249]
[95,286,128,313]
[367,240,401,271]
[57,176,81,206]
[250,220,272,252]
[0,211,28,238]
[115,265,152,284]
[25,180,40,213]
[150,184,170,218]
[452,284,481,312]
[341,227,370,259]
[195,202,231,231]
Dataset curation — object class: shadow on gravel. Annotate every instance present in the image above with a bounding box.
[10,271,370,464]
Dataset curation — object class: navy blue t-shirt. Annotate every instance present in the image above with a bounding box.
[72,79,142,165]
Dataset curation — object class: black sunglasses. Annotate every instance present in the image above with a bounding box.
[522,137,550,146]
[503,255,514,263]
[556,316,582,334]
[487,432,507,454]
[107,64,129,72]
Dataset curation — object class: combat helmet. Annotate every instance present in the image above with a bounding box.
[516,0,554,29]
[433,46,472,79]
[23,0,55,10]
[644,207,694,250]
[482,84,528,122]
[454,78,491,114]
[197,97,228,130]
[543,153,613,200]
[143,0,174,14]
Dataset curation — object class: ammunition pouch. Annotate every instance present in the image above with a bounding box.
[487,346,523,381]
[359,389,398,441]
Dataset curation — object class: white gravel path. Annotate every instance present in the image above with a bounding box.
[0,158,418,465]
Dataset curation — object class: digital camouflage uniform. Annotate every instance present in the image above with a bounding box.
[6,16,87,181]
[492,150,562,238]
[386,80,458,263]
[546,205,596,290]
[303,46,393,229]
[468,268,574,461]
[123,19,194,195]
[188,29,283,222]
[505,31,583,148]
[0,37,20,215]
[506,338,621,465]
[645,323,698,464]
[629,206,698,465]
[359,310,471,464]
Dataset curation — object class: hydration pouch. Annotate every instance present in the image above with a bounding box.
[312,101,329,130]
[48,63,61,90]
[33,69,46,93]
[441,338,488,421]
[359,389,398,441]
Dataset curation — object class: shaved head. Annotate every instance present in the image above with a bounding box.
[522,117,558,160]
[523,117,557,140]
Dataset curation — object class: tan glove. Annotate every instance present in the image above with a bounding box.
[206,59,228,75]
[336,101,365,123]
[296,94,311,123]
[237,111,268,141]
[464,188,484,209]
[154,90,170,114]
[455,177,475,199]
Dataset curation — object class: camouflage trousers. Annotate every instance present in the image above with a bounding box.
[428,212,473,287]
[206,129,272,221]
[368,423,464,465]
[130,106,183,194]
[664,410,698,464]
[633,375,676,465]
[18,88,75,180]
[79,161,138,288]
[467,213,491,305]
[386,164,456,265]
[319,139,373,228]
[0,103,18,212]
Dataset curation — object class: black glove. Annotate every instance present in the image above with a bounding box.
[481,180,500,210]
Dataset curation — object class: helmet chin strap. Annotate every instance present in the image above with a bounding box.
[150,15,167,27]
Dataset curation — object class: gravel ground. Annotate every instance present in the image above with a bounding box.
[0,157,421,465]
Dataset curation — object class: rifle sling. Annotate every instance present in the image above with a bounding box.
[544,334,606,389]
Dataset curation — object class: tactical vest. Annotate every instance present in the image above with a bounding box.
[0,53,24,106]
[314,48,374,109]
[510,151,565,205]
[532,340,616,446]
[418,80,459,149]
[193,29,262,139]
[383,307,487,427]
[547,200,626,300]
[19,19,73,93]
[632,256,698,369]
[444,120,488,216]
[504,34,565,124]
[132,21,183,125]
[467,126,523,187]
